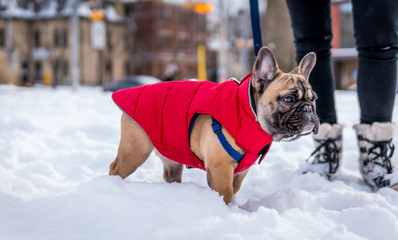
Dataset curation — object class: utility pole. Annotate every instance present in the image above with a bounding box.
[96,0,103,86]
[71,0,80,91]
[217,0,228,82]
[91,0,105,86]
[238,9,250,78]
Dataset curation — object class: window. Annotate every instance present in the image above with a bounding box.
[145,61,152,75]
[107,31,112,50]
[63,60,69,83]
[106,60,112,74]
[180,11,193,30]
[0,28,4,48]
[35,62,42,82]
[124,61,131,76]
[158,34,172,49]
[21,61,29,85]
[178,35,189,49]
[159,8,172,26]
[53,59,60,84]
[124,33,130,50]
[62,28,68,47]
[54,28,68,48]
[53,29,59,47]
[34,30,41,48]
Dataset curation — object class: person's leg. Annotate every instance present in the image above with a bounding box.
[286,0,343,179]
[352,0,398,190]
[286,0,337,124]
[351,0,398,124]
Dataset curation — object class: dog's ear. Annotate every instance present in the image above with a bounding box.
[297,52,316,80]
[252,47,280,92]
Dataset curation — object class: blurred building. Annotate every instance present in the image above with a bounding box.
[0,0,131,86]
[124,1,208,81]
[0,0,209,86]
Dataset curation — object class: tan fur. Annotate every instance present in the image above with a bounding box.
[109,114,154,178]
[110,113,246,203]
[190,115,245,203]
[261,73,316,115]
[109,47,319,204]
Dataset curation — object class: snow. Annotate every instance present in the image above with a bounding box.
[1,84,398,239]
[1,0,34,18]
[1,0,123,22]
[105,5,124,22]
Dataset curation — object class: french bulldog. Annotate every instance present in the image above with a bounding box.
[109,47,319,204]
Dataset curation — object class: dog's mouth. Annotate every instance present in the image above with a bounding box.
[258,106,320,142]
[280,129,312,142]
[279,117,319,142]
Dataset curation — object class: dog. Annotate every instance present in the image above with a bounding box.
[109,47,319,204]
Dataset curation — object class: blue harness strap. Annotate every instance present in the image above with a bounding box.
[211,117,245,162]
[188,114,245,162]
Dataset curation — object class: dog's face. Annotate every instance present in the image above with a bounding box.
[251,47,320,141]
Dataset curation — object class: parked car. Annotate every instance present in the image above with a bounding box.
[103,75,162,91]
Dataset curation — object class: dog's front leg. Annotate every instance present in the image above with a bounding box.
[190,114,242,204]
[233,169,249,194]
[205,157,235,204]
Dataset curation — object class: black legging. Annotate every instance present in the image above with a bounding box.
[285,0,398,124]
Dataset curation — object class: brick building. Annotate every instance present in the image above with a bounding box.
[124,1,208,80]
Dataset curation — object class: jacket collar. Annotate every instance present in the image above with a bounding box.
[238,73,257,121]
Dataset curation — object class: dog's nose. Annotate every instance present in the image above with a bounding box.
[300,104,312,113]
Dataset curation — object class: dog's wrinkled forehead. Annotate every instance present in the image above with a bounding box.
[277,73,317,102]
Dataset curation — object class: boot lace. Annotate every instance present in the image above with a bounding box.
[373,176,391,188]
[358,136,394,174]
[306,136,342,176]
[358,136,395,188]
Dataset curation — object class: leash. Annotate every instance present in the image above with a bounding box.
[249,0,263,57]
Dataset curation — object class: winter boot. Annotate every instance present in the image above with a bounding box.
[304,123,344,179]
[354,123,398,191]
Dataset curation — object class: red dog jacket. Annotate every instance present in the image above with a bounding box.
[112,74,272,173]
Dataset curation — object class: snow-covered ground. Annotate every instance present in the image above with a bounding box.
[1,84,398,240]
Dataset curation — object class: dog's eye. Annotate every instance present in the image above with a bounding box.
[284,96,294,103]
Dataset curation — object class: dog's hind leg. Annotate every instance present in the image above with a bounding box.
[109,114,154,179]
[157,152,183,183]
